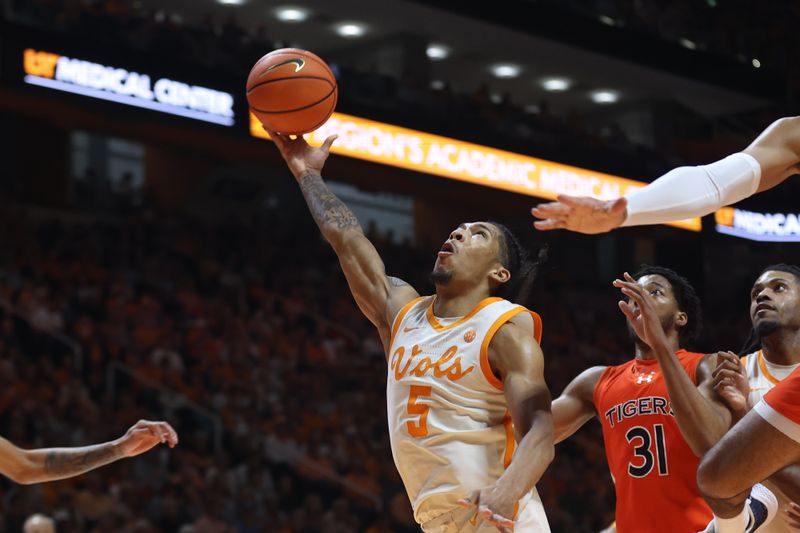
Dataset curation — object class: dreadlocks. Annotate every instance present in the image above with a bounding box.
[489,221,548,306]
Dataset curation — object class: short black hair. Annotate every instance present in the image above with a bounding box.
[740,263,800,354]
[489,221,548,305]
[631,265,702,345]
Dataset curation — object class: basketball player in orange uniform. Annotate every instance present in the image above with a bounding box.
[267,130,554,532]
[0,419,178,484]
[551,266,739,532]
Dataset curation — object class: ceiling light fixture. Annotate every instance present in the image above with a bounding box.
[590,89,620,104]
[335,22,367,38]
[490,63,521,79]
[426,44,450,60]
[541,77,572,92]
[275,7,309,22]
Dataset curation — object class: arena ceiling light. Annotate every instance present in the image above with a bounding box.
[540,77,572,92]
[275,7,309,22]
[752,58,761,68]
[598,15,617,26]
[430,80,446,90]
[590,89,620,104]
[334,22,367,38]
[426,44,450,61]
[490,63,521,79]
[217,0,246,4]
[680,38,697,50]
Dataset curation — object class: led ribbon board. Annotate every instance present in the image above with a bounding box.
[716,207,800,242]
[249,112,701,232]
[23,48,235,126]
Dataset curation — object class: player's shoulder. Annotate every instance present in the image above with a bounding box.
[677,349,707,360]
[488,319,538,359]
[578,365,609,387]
[566,365,609,403]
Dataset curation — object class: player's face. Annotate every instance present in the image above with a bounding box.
[431,222,505,286]
[628,274,686,339]
[750,271,800,336]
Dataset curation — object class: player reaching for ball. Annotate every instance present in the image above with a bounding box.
[531,116,800,234]
[0,419,177,484]
[266,129,553,532]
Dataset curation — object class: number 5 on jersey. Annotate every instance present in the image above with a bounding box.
[407,385,432,437]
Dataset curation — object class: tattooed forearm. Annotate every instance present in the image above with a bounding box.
[41,443,121,480]
[297,171,362,235]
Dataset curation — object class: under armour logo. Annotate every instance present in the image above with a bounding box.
[636,371,656,384]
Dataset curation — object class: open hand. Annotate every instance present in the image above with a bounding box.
[266,129,338,180]
[532,195,627,234]
[613,272,670,353]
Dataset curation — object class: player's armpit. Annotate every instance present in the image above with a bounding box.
[552,366,606,444]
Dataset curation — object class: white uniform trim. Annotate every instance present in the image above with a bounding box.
[754,400,800,444]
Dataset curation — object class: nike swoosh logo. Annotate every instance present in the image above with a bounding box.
[403,327,420,333]
[263,58,305,75]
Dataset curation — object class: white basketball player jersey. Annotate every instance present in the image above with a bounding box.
[742,350,800,532]
[386,295,550,531]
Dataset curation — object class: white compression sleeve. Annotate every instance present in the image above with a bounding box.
[621,153,762,227]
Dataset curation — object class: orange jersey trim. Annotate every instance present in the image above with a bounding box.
[503,410,515,468]
[425,297,502,331]
[479,307,543,390]
[389,296,427,349]
[758,350,782,385]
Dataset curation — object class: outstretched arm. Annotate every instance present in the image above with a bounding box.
[0,420,177,484]
[268,131,418,347]
[459,316,553,531]
[551,366,605,444]
[615,273,732,457]
[532,116,800,234]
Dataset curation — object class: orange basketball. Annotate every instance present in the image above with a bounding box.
[246,48,338,135]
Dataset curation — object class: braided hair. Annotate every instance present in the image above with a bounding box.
[488,221,548,306]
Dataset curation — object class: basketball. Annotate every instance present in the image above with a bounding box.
[246,48,338,135]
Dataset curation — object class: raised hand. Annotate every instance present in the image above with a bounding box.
[116,420,179,457]
[532,195,627,234]
[613,272,670,353]
[712,351,750,419]
[266,129,338,179]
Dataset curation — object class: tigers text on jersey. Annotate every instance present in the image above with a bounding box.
[386,295,549,530]
[593,350,712,533]
[741,350,800,533]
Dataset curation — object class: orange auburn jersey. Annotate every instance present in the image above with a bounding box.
[593,350,712,533]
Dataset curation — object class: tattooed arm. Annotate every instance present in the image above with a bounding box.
[268,131,419,348]
[0,420,177,484]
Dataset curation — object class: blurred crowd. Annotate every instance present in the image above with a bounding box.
[0,193,645,531]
